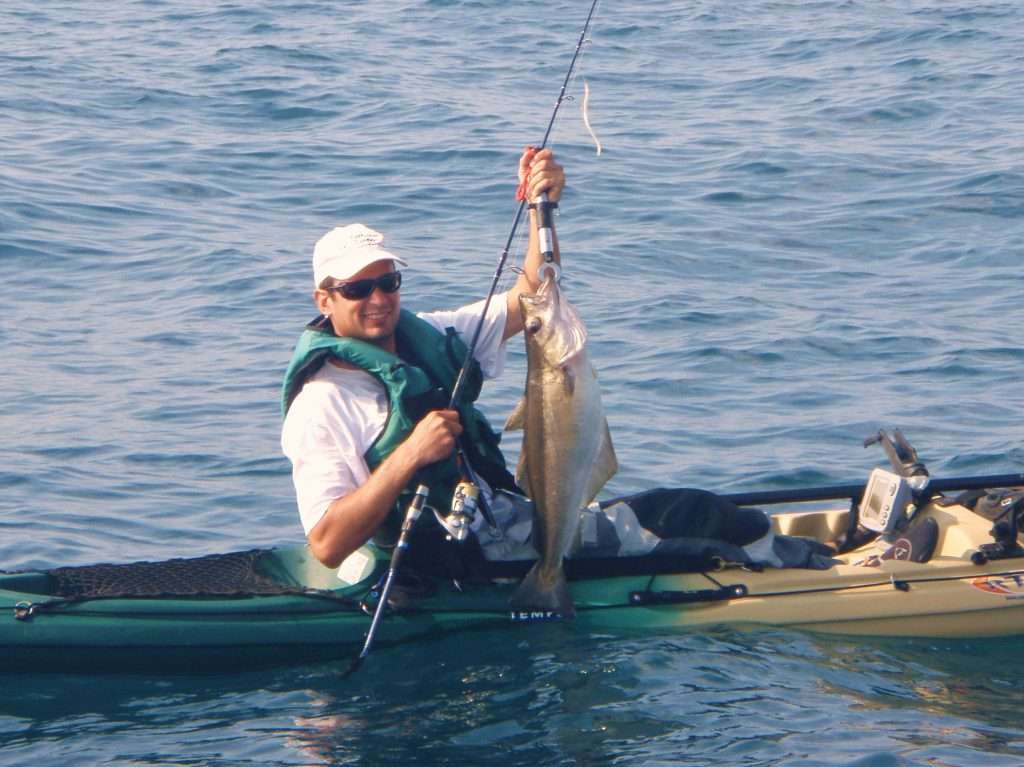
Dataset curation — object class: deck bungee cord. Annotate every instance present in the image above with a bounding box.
[350,0,603,674]
[628,566,1024,607]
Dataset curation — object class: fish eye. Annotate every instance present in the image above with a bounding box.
[526,317,542,333]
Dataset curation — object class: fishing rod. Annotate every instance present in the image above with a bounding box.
[347,0,602,675]
[449,0,601,406]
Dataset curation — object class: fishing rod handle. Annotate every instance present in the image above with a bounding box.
[398,483,430,541]
[535,192,556,262]
[534,192,562,283]
[356,483,430,661]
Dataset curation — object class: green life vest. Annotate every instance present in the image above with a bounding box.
[281,310,516,542]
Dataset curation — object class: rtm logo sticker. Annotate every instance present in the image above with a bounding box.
[510,610,563,622]
[971,574,1024,598]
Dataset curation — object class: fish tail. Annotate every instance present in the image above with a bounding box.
[509,563,576,619]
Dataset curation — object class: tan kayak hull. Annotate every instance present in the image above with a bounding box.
[571,499,1024,638]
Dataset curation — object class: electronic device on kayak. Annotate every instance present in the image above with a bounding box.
[858,468,916,534]
[860,429,932,536]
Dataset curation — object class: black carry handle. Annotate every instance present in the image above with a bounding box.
[722,472,1024,508]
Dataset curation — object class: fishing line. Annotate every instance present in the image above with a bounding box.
[489,3,603,292]
[501,24,602,287]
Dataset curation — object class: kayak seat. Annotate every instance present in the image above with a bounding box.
[612,487,770,547]
[889,516,939,564]
[472,487,840,580]
[866,517,940,565]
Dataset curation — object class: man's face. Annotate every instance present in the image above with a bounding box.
[315,260,401,348]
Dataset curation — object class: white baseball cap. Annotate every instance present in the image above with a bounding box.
[312,224,408,286]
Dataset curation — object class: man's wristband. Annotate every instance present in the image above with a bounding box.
[527,201,558,210]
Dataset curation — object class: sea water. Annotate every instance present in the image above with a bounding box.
[1,1,1023,765]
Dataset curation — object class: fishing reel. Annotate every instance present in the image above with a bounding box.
[433,481,479,543]
[857,430,931,538]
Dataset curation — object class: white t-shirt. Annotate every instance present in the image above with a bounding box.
[281,295,510,535]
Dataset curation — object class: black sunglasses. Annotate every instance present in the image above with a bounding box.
[326,271,402,301]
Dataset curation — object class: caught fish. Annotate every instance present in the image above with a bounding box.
[504,274,618,618]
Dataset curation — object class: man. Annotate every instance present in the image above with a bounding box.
[281,148,836,578]
[281,148,565,569]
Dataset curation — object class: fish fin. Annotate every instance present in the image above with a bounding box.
[555,299,588,367]
[582,419,619,505]
[509,561,576,619]
[515,449,533,499]
[504,397,526,431]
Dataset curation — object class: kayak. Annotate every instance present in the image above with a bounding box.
[3,469,1024,673]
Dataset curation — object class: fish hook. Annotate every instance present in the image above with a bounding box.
[537,261,562,283]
